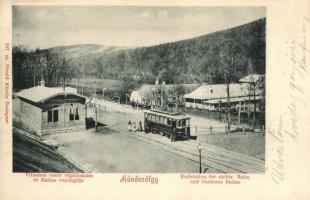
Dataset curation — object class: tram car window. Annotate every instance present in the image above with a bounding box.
[167,118,172,125]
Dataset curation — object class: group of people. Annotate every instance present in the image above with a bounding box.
[128,120,143,132]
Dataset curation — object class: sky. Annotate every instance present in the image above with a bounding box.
[13,6,266,49]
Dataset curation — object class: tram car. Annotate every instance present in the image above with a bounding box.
[143,109,191,142]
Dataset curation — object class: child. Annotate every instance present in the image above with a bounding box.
[132,121,136,132]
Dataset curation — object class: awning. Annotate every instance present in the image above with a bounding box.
[203,95,263,104]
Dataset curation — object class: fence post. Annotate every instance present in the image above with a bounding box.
[195,126,197,136]
[225,125,228,134]
[243,125,246,135]
[210,126,213,134]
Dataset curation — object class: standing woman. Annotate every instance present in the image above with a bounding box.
[128,120,132,131]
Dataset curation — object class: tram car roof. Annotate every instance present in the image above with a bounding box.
[144,109,190,120]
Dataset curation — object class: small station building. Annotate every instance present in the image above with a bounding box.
[14,81,86,135]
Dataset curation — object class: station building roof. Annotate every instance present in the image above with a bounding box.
[15,85,85,103]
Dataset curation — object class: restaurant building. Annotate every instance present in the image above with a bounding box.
[184,74,265,113]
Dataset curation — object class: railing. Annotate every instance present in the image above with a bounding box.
[192,126,228,135]
[186,107,265,131]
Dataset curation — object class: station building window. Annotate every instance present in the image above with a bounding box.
[69,108,74,121]
[48,110,59,122]
[53,110,59,122]
[75,108,80,120]
[69,108,80,121]
[48,110,52,122]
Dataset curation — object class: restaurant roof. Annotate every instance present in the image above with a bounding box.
[184,83,253,100]
[131,84,200,99]
[239,74,265,83]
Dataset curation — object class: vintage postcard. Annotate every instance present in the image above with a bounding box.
[0,0,309,199]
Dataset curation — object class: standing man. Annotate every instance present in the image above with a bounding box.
[171,128,176,142]
[138,121,143,132]
[171,120,176,142]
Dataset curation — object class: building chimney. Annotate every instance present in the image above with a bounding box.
[40,79,45,87]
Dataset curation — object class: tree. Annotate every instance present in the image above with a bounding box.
[12,47,74,90]
[243,74,265,129]
[220,37,239,134]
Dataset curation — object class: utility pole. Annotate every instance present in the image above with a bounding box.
[253,82,256,129]
[125,94,129,106]
[152,87,155,109]
[102,88,106,99]
[81,83,84,96]
[226,82,231,134]
[238,101,241,129]
[33,75,36,87]
[161,81,165,108]
[95,104,98,131]
[199,148,202,173]
[94,81,96,96]
[197,143,202,173]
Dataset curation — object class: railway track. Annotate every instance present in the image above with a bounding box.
[105,126,265,173]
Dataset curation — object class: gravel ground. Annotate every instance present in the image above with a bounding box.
[87,101,264,160]
[43,100,264,172]
[51,129,201,173]
[197,132,265,160]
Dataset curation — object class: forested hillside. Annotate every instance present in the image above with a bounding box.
[13,18,265,90]
[66,18,265,85]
